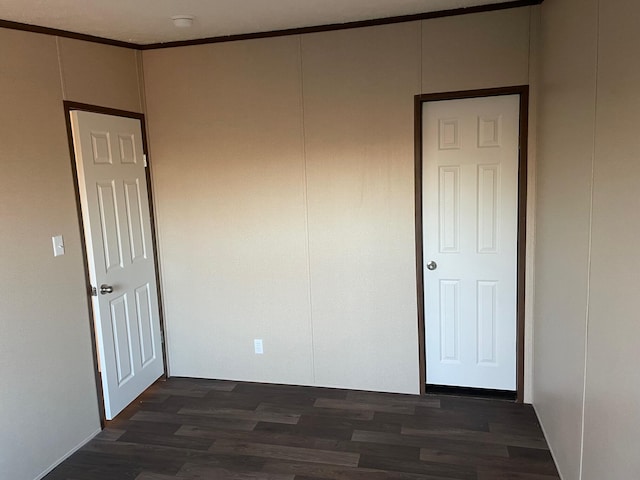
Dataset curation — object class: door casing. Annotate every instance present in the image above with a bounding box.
[63,101,168,425]
[414,86,529,402]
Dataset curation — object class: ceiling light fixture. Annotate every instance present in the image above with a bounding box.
[172,15,194,28]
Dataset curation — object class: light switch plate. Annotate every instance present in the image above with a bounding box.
[52,235,65,257]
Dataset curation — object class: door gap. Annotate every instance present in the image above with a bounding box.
[426,384,517,401]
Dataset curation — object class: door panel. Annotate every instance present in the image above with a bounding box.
[71,110,164,419]
[110,293,134,385]
[422,95,519,391]
[124,180,147,263]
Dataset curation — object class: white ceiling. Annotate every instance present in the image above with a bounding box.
[0,0,512,45]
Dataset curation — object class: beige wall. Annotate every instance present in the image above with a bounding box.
[143,7,533,395]
[420,8,530,93]
[583,0,640,477]
[0,30,143,480]
[144,36,315,385]
[57,38,143,113]
[301,22,421,392]
[535,0,640,478]
[534,0,598,477]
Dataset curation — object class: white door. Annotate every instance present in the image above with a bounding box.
[422,95,520,391]
[71,110,164,419]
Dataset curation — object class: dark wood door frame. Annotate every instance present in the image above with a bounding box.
[414,86,529,402]
[63,101,168,426]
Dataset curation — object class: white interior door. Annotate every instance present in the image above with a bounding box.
[422,95,520,391]
[71,110,164,419]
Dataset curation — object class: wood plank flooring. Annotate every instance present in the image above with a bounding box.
[44,378,559,480]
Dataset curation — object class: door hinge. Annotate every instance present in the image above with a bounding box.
[90,286,97,297]
[143,154,148,167]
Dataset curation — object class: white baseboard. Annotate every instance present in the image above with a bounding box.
[33,428,101,480]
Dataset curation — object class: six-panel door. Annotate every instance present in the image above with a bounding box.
[71,110,164,419]
[422,95,520,391]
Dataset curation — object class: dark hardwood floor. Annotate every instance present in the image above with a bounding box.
[45,378,559,479]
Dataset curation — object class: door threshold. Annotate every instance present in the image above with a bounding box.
[425,384,517,401]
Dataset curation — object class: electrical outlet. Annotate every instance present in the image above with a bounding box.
[254,339,263,354]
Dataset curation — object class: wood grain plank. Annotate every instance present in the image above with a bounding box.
[420,447,559,475]
[345,391,441,409]
[358,454,477,479]
[209,439,360,467]
[177,462,294,479]
[262,460,454,480]
[256,402,376,421]
[401,426,550,449]
[131,410,258,431]
[178,406,300,425]
[314,398,416,415]
[476,469,560,480]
